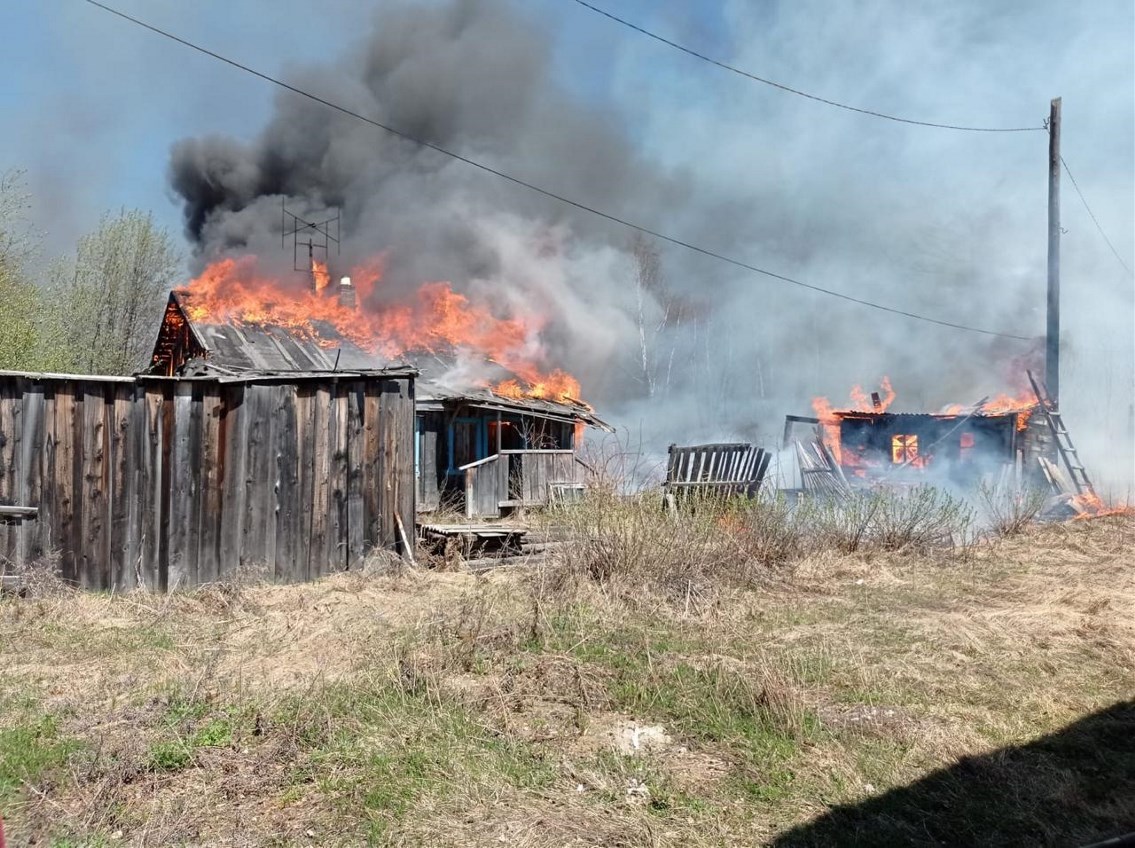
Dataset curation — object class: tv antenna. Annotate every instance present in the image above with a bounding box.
[282,199,340,272]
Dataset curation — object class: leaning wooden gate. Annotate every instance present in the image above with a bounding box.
[663,442,771,502]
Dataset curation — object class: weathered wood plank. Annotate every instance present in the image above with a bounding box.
[0,378,21,564]
[241,384,277,575]
[124,384,142,587]
[196,387,223,585]
[310,385,331,578]
[55,388,76,576]
[327,388,348,572]
[16,382,45,564]
[395,380,415,548]
[167,382,194,590]
[293,385,317,580]
[345,383,366,566]
[273,384,300,582]
[417,414,441,512]
[31,385,56,573]
[0,505,37,517]
[377,384,393,548]
[73,385,104,589]
[144,384,170,590]
[218,384,248,582]
[108,385,133,589]
[185,384,206,589]
[362,385,383,549]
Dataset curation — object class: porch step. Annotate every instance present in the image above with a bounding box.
[418,522,529,560]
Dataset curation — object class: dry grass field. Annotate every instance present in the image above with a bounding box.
[1,495,1132,847]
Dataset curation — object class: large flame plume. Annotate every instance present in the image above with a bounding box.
[179,255,582,402]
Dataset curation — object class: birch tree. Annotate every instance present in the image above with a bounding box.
[50,210,181,374]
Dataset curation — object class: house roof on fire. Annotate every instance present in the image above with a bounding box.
[834,410,1023,420]
[158,291,610,430]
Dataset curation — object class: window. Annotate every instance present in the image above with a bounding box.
[959,431,975,462]
[487,419,525,452]
[891,434,919,464]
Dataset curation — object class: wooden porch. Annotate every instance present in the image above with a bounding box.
[459,449,586,519]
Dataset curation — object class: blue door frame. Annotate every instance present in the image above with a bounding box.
[447,416,489,476]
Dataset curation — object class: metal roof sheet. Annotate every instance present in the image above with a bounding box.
[167,291,607,426]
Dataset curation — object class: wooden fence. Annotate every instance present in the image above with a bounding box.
[460,450,583,518]
[663,442,771,501]
[0,369,415,590]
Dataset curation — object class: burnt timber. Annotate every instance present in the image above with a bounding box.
[833,409,1050,483]
[0,368,415,590]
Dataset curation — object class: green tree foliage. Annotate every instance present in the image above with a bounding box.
[49,209,181,375]
[0,169,50,371]
[0,267,44,371]
[1,172,183,374]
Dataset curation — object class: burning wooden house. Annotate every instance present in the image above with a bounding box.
[151,277,609,519]
[792,379,1053,489]
[0,367,415,591]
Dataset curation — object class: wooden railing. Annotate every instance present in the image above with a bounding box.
[459,450,583,519]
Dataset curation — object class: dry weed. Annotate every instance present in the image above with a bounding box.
[2,550,71,599]
[1,514,1131,846]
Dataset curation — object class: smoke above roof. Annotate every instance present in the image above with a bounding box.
[166,0,1133,494]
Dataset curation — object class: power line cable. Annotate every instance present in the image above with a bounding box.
[567,0,1045,134]
[81,0,1034,342]
[1060,155,1134,278]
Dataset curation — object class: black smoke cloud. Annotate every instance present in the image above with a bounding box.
[169,0,703,405]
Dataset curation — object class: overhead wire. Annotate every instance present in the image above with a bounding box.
[1060,155,1134,278]
[566,0,1046,133]
[81,0,1034,341]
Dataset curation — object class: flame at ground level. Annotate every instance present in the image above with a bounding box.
[1070,491,1135,519]
[179,255,582,404]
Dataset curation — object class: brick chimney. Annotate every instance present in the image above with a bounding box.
[338,276,356,309]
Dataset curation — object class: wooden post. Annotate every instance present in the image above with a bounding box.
[1046,96,1062,409]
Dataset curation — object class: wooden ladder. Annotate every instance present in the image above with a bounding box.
[1027,370,1097,498]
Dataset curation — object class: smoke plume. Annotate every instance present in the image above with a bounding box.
[168,0,1133,495]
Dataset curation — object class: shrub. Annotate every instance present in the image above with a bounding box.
[871,486,975,551]
[978,480,1048,537]
[559,489,746,600]
[794,487,974,554]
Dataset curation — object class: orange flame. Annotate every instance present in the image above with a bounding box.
[941,390,1036,432]
[812,377,895,464]
[1070,491,1135,520]
[180,255,581,402]
[311,258,331,293]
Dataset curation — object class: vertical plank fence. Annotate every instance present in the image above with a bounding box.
[0,369,415,591]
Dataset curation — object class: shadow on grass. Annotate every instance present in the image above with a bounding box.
[772,700,1135,848]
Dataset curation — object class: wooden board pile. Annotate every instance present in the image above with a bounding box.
[794,440,851,497]
[418,522,569,572]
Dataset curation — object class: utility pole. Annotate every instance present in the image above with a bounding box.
[1046,97,1061,407]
